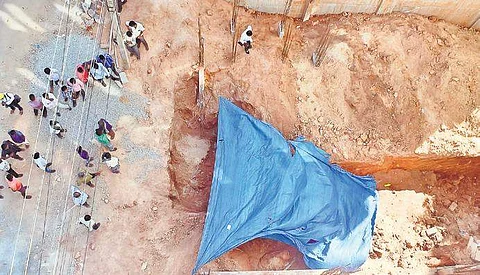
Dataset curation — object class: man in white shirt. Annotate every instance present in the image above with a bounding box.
[90,62,120,87]
[79,214,100,231]
[90,62,110,87]
[33,152,56,173]
[238,25,253,54]
[0,159,22,177]
[0,92,23,115]
[101,152,120,173]
[41,92,72,114]
[126,20,149,51]
[124,31,140,60]
[44,67,60,92]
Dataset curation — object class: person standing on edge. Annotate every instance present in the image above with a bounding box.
[95,128,117,151]
[33,152,56,173]
[0,92,23,115]
[79,215,100,231]
[98,118,115,139]
[6,174,31,199]
[126,20,149,51]
[101,152,120,173]
[67,78,86,107]
[238,25,253,54]
[0,159,23,177]
[44,67,60,92]
[8,129,30,149]
[28,94,47,117]
[77,170,101,187]
[49,120,67,138]
[1,140,24,160]
[124,31,140,60]
[76,146,94,167]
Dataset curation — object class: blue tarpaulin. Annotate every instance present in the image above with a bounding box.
[193,98,378,273]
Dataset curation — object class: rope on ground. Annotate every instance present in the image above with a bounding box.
[27,0,82,272]
[27,0,98,272]
[7,0,72,273]
[80,10,120,275]
[51,2,109,273]
[56,11,110,275]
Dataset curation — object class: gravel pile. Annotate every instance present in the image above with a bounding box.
[11,31,159,273]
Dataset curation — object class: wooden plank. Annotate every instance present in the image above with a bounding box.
[301,0,313,21]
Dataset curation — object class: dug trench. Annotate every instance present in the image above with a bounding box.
[167,74,479,272]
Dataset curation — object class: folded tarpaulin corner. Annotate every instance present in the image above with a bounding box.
[193,97,378,273]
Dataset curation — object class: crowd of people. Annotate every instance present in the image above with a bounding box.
[0,115,119,230]
[0,14,150,231]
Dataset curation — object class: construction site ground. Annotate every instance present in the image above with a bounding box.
[0,0,479,274]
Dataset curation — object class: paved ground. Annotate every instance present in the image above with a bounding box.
[0,0,151,273]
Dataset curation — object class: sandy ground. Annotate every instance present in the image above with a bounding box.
[1,0,479,274]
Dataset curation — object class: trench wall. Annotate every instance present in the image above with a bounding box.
[233,0,480,29]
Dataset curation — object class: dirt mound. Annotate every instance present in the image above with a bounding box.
[86,0,480,273]
[292,13,480,162]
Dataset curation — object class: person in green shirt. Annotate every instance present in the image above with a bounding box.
[95,128,117,151]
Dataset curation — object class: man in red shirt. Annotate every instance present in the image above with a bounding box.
[6,174,31,199]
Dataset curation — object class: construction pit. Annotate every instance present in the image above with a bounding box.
[163,1,480,273]
[1,0,479,274]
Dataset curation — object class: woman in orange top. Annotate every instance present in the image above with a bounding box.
[6,173,30,199]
